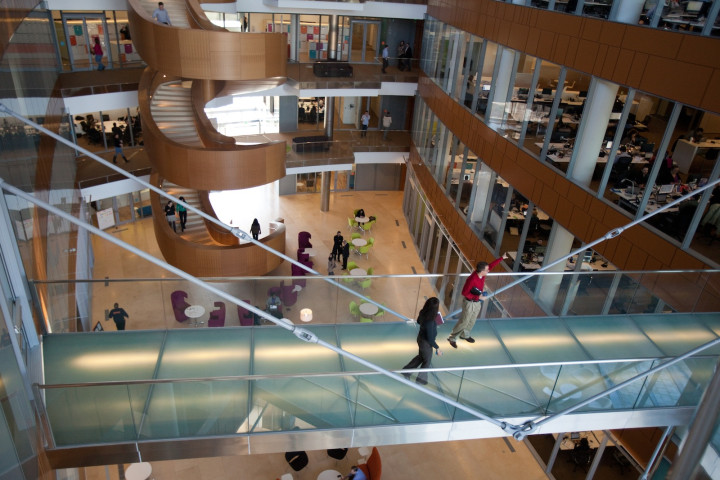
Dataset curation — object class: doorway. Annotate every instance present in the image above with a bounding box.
[349,20,381,63]
[60,13,111,71]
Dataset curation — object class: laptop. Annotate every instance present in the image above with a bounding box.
[658,184,674,195]
[625,186,641,195]
[686,1,703,14]
[656,193,668,204]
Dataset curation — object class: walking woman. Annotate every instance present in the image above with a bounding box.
[164,200,176,232]
[92,37,105,71]
[250,218,261,240]
[402,297,442,385]
[176,197,187,232]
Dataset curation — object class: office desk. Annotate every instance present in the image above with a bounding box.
[614,189,680,215]
[537,143,647,165]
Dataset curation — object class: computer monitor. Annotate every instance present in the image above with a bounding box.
[518,88,529,95]
[606,141,613,149]
[658,184,674,194]
[583,250,593,263]
[578,91,588,98]
[686,1,702,13]
[482,84,491,91]
[656,193,668,204]
[542,88,553,96]
[640,142,655,153]
[102,114,110,121]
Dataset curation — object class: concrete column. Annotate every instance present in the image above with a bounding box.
[537,224,575,310]
[328,15,338,60]
[611,0,645,23]
[488,47,515,124]
[570,79,619,187]
[321,172,331,211]
[469,165,494,223]
[325,97,335,139]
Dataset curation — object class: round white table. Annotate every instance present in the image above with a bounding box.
[125,462,152,480]
[317,469,342,480]
[359,303,379,316]
[352,238,367,247]
[350,268,367,276]
[355,216,369,224]
[184,305,205,327]
[304,248,316,256]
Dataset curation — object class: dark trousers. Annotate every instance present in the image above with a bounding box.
[342,254,349,270]
[403,337,433,385]
[382,58,388,72]
[114,320,126,331]
[332,245,342,261]
[179,211,187,231]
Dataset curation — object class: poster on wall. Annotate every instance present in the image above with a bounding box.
[97,207,115,230]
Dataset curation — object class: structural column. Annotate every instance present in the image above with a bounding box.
[488,47,515,125]
[569,79,619,187]
[536,223,575,310]
[321,172,331,212]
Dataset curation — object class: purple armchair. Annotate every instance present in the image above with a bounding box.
[238,300,254,326]
[292,277,307,289]
[298,251,310,263]
[291,264,306,277]
[281,282,298,307]
[171,290,190,323]
[298,231,312,249]
[208,301,226,327]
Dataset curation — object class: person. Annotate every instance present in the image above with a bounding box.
[108,302,129,331]
[328,255,336,275]
[381,41,389,73]
[343,466,367,480]
[243,15,248,32]
[152,2,172,25]
[668,163,682,184]
[92,37,105,71]
[382,110,392,140]
[397,41,406,71]
[177,197,187,232]
[250,218,261,240]
[111,122,122,136]
[341,240,350,270]
[332,230,343,261]
[112,133,128,164]
[621,128,640,146]
[402,297,442,385]
[402,41,413,72]
[356,208,365,218]
[120,24,131,40]
[360,111,370,138]
[627,165,650,188]
[164,200,176,232]
[447,254,508,348]
[266,292,282,318]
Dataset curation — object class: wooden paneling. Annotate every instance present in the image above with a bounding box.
[417,78,713,271]
[138,69,286,191]
[427,0,720,114]
[150,188,286,276]
[127,0,287,81]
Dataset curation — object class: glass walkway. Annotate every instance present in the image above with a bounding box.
[39,312,720,453]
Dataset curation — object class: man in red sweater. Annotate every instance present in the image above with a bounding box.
[448,254,507,348]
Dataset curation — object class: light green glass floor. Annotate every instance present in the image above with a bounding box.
[41,313,720,446]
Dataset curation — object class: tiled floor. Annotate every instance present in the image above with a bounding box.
[82,189,550,479]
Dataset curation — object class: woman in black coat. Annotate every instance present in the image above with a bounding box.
[402,297,442,385]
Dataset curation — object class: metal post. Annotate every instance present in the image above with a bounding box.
[321,171,330,212]
[667,359,720,480]
[327,15,338,60]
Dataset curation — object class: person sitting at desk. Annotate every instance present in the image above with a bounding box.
[627,165,650,188]
[266,292,282,319]
[661,163,682,184]
[610,146,633,186]
[621,128,641,146]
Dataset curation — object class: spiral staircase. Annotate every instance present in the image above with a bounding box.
[127,0,288,275]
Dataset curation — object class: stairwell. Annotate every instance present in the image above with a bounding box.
[150,81,204,147]
[163,182,221,245]
[138,0,190,28]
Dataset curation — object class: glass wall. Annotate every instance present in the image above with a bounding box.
[420,14,720,267]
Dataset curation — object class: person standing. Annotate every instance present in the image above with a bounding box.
[243,15,248,32]
[402,297,442,385]
[382,110,392,140]
[381,42,389,73]
[403,41,413,72]
[112,133,128,164]
[108,303,129,331]
[332,230,343,261]
[397,41,406,71]
[250,218,261,240]
[328,255,336,275]
[447,254,507,348]
[360,111,370,138]
[92,37,105,71]
[164,200,176,232]
[152,2,172,25]
[177,197,188,232]
[341,240,350,270]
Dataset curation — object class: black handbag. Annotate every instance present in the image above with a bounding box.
[470,286,482,296]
